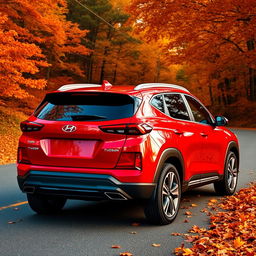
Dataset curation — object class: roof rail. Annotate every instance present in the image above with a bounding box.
[134,83,190,92]
[58,84,101,91]
[58,80,113,92]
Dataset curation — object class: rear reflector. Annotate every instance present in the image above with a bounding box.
[17,147,31,164]
[116,152,142,170]
[20,121,44,132]
[99,123,152,135]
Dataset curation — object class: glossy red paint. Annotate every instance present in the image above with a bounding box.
[17,83,239,199]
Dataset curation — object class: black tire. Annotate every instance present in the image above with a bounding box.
[27,194,67,214]
[144,163,181,225]
[214,151,238,196]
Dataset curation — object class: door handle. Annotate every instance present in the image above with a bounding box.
[200,132,208,137]
[174,130,183,135]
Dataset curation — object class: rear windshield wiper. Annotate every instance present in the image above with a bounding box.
[70,115,107,121]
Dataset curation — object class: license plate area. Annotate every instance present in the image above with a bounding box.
[40,139,98,158]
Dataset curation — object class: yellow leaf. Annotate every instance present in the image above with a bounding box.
[183,248,193,255]
[234,237,245,248]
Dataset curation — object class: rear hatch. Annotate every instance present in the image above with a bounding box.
[23,91,141,168]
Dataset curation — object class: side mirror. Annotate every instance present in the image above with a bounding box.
[215,116,228,126]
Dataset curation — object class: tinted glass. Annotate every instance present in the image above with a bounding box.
[185,96,212,124]
[151,95,164,113]
[35,92,140,121]
[164,94,190,120]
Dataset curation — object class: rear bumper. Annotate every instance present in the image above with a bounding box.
[17,171,156,200]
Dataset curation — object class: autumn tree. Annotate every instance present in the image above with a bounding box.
[0,13,48,98]
[67,0,137,83]
[129,0,256,103]
[0,0,90,98]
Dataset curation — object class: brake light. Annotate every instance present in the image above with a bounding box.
[116,152,142,170]
[99,123,152,135]
[20,121,44,132]
[17,147,31,164]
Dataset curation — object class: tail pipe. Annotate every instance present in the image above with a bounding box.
[23,186,35,194]
[104,192,128,200]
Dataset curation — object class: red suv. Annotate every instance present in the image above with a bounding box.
[17,81,239,224]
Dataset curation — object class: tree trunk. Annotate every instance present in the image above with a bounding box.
[99,28,113,83]
[113,45,122,84]
[99,54,107,83]
[154,57,161,82]
[208,85,213,105]
[85,26,99,83]
[247,40,255,100]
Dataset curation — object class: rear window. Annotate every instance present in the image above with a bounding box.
[34,92,141,121]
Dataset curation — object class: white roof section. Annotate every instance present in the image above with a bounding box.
[134,83,190,92]
[58,84,101,92]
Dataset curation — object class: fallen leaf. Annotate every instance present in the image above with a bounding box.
[185,236,197,243]
[184,219,189,223]
[131,222,140,226]
[171,232,182,236]
[191,204,197,207]
[182,248,193,255]
[174,247,184,254]
[234,237,245,248]
[129,231,137,234]
[7,221,16,224]
[174,183,256,256]
[181,206,190,209]
[152,243,161,247]
[185,211,192,215]
[182,198,191,202]
[119,252,133,256]
[111,245,121,249]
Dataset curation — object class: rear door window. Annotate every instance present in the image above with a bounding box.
[34,92,140,121]
[163,94,190,121]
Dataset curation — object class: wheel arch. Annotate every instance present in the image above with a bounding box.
[153,148,185,189]
[226,141,240,170]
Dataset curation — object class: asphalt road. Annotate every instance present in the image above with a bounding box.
[0,129,255,256]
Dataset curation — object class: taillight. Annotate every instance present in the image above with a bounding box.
[20,121,44,132]
[17,147,31,164]
[99,123,152,135]
[116,152,142,170]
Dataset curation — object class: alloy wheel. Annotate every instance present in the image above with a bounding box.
[227,155,238,191]
[162,171,180,218]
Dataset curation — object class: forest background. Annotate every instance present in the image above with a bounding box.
[0,0,256,163]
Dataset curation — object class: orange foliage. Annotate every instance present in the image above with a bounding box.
[175,184,256,255]
[129,0,256,83]
[0,13,48,98]
[0,0,90,98]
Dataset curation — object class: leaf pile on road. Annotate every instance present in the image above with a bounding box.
[175,183,256,256]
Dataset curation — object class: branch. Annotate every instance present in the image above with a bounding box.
[202,30,245,53]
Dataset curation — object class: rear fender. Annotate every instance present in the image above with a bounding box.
[153,148,185,190]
